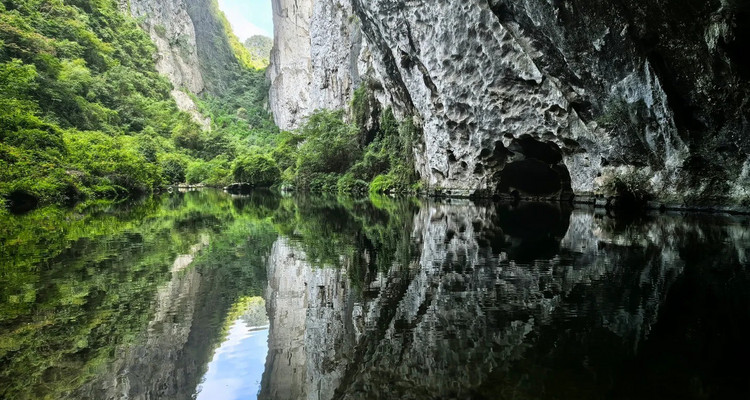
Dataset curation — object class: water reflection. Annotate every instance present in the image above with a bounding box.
[0,190,273,400]
[261,199,750,400]
[0,192,749,399]
[196,324,268,400]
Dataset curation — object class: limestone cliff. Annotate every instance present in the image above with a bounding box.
[120,0,244,129]
[269,0,368,130]
[269,0,750,208]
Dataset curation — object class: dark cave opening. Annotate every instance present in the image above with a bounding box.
[508,135,563,165]
[497,136,573,199]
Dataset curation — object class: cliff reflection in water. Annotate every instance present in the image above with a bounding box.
[262,199,750,400]
[1,192,749,399]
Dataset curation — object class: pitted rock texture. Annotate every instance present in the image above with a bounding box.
[269,0,750,207]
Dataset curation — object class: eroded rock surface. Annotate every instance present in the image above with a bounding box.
[269,0,750,206]
[269,0,367,130]
[121,0,243,129]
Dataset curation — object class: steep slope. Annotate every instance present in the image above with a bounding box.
[120,0,247,128]
[269,0,750,209]
[1,0,279,210]
[0,0,201,206]
[269,0,368,130]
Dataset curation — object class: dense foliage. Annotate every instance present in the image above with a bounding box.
[192,81,421,195]
[0,0,284,210]
[288,87,420,194]
[0,0,207,206]
[244,35,273,68]
[232,154,280,187]
[0,0,420,212]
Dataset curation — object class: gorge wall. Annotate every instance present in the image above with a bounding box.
[120,0,244,128]
[269,0,750,208]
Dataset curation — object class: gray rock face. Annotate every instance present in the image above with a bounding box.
[260,239,310,400]
[121,0,243,130]
[124,0,205,95]
[183,0,244,94]
[261,238,355,400]
[268,0,314,130]
[269,0,750,206]
[121,0,209,128]
[269,0,369,130]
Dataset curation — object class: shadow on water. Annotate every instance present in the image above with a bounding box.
[1,192,749,399]
[482,201,572,262]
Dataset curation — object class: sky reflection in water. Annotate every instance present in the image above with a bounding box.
[196,321,269,400]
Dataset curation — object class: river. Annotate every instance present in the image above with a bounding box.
[1,190,749,399]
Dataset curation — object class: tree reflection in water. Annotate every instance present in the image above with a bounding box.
[1,191,748,399]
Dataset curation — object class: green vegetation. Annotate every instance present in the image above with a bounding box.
[0,0,420,212]
[192,82,421,196]
[0,0,283,210]
[272,86,421,195]
[0,0,210,206]
[232,154,280,187]
[294,110,361,190]
[244,35,273,68]
[210,0,268,70]
[0,190,279,399]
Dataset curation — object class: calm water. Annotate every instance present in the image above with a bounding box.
[1,190,749,399]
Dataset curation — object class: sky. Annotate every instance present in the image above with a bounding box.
[218,0,274,41]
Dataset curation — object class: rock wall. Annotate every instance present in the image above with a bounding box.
[269,0,368,130]
[121,0,243,129]
[260,239,310,400]
[269,0,750,207]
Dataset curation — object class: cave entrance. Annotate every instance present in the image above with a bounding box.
[497,136,573,200]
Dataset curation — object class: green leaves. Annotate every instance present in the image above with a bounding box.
[0,0,211,207]
[280,99,420,195]
[0,58,37,97]
[295,110,361,189]
[232,154,281,187]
